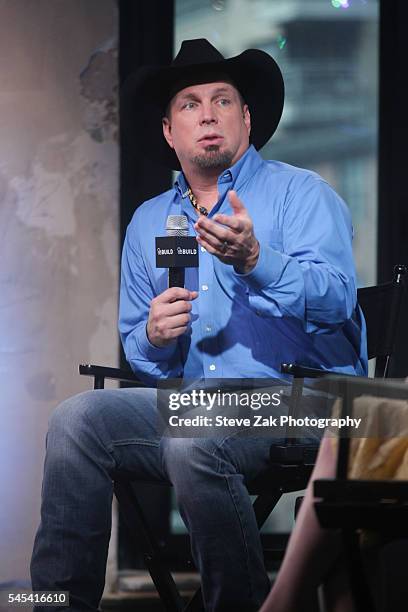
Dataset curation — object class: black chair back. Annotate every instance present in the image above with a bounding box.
[357,264,407,377]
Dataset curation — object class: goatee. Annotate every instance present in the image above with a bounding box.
[191,145,233,170]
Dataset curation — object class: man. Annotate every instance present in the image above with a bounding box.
[31,39,367,611]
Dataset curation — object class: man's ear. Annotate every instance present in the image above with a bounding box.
[162,117,174,149]
[243,104,251,137]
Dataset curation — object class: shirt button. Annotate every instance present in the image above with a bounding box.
[209,364,216,371]
[202,284,209,291]
[205,325,212,333]
[200,246,206,252]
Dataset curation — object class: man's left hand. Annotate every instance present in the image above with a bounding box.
[194,190,260,274]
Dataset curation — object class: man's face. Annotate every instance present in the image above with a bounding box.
[162,81,251,172]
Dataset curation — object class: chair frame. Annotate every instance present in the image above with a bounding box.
[79,264,406,611]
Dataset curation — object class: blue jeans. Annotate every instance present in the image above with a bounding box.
[30,387,290,611]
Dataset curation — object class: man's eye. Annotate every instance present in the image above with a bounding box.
[218,98,231,106]
[182,102,196,110]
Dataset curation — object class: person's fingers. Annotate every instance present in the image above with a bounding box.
[155,287,198,304]
[228,190,247,215]
[164,325,189,339]
[195,217,238,244]
[196,234,224,257]
[164,299,194,317]
[196,229,235,255]
[212,213,243,232]
[165,312,192,330]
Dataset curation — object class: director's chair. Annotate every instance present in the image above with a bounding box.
[79,264,406,611]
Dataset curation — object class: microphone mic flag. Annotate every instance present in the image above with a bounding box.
[156,215,199,288]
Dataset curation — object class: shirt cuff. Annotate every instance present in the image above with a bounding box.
[136,324,178,361]
[233,243,287,290]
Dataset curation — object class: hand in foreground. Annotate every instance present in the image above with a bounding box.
[194,190,259,274]
[147,288,198,347]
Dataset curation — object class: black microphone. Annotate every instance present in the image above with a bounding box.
[155,215,199,288]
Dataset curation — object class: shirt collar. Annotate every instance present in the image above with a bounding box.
[174,145,263,198]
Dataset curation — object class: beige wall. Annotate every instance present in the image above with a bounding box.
[0,0,119,584]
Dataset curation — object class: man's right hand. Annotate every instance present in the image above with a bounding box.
[147,288,198,348]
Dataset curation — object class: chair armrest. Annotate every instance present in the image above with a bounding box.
[314,478,408,503]
[280,363,357,379]
[79,363,146,386]
[280,363,328,378]
[314,478,408,532]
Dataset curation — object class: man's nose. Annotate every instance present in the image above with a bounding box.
[199,102,217,125]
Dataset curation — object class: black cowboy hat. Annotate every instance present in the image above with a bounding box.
[121,38,284,170]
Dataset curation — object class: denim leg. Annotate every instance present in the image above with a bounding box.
[30,387,165,612]
[32,387,289,612]
[161,434,274,612]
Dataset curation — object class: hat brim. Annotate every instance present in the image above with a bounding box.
[121,49,284,171]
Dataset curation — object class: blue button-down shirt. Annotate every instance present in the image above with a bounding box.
[119,145,367,384]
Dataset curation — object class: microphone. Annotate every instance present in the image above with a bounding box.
[166,214,189,237]
[155,215,199,288]
[166,215,188,288]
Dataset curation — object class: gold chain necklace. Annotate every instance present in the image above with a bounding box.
[186,187,209,216]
